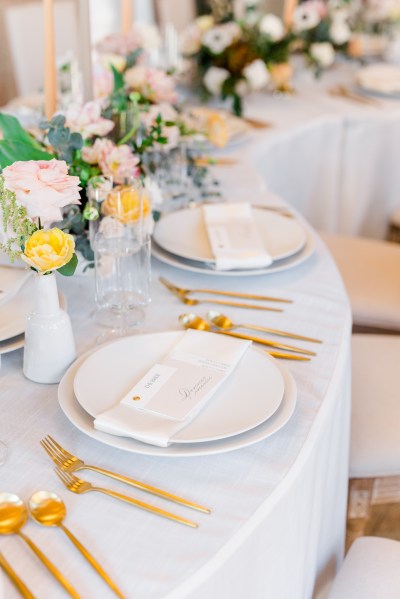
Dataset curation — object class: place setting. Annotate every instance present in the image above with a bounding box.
[152,201,316,277]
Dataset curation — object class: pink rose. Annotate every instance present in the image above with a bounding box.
[3,159,81,225]
[64,101,114,139]
[93,65,114,100]
[125,66,178,104]
[141,103,180,149]
[84,139,140,184]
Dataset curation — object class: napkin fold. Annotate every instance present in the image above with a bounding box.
[0,267,31,307]
[94,330,251,447]
[203,203,272,270]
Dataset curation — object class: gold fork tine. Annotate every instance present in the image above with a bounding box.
[54,468,198,528]
[42,437,210,514]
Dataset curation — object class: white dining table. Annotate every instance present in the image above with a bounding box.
[0,162,352,599]
[222,60,400,240]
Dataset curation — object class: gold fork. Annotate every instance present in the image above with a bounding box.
[160,277,291,304]
[54,468,198,528]
[41,436,209,514]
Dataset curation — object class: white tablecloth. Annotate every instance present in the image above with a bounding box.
[0,183,352,598]
[227,62,400,239]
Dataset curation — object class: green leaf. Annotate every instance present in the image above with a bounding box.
[70,132,83,149]
[0,113,43,150]
[51,114,66,127]
[111,64,125,92]
[0,140,53,169]
[57,252,78,276]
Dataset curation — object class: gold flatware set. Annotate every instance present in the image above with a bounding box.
[329,84,381,107]
[0,436,212,597]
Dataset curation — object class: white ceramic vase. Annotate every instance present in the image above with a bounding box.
[23,273,76,384]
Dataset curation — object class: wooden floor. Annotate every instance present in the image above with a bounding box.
[346,476,400,552]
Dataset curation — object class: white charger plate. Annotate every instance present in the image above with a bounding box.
[152,231,315,277]
[73,331,284,444]
[153,207,307,265]
[58,343,297,457]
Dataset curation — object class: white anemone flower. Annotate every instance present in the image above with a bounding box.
[310,42,335,67]
[243,59,270,90]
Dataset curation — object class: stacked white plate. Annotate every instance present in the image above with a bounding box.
[152,206,315,276]
[0,267,66,355]
[58,331,297,457]
[356,63,400,98]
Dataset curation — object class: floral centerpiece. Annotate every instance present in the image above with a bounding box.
[181,15,272,115]
[292,0,353,74]
[346,0,400,59]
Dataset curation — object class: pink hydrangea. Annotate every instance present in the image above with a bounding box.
[3,159,81,225]
[64,101,114,139]
[82,139,140,184]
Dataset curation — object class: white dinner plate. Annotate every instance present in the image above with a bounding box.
[151,231,315,277]
[153,207,307,266]
[58,344,297,457]
[356,64,400,98]
[0,281,67,347]
[73,331,285,444]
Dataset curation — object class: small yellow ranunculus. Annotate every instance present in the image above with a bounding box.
[102,185,151,224]
[206,113,229,148]
[21,228,75,274]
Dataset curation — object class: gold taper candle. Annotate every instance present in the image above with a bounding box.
[43,0,57,119]
[121,0,133,34]
[283,0,298,28]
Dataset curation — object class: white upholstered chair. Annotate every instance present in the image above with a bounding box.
[320,232,400,332]
[327,537,400,599]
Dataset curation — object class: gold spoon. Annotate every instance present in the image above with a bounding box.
[179,314,313,360]
[0,551,36,599]
[28,491,126,599]
[207,311,322,344]
[0,492,81,599]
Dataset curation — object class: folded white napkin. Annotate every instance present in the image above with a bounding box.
[203,203,272,270]
[0,267,31,307]
[94,330,251,447]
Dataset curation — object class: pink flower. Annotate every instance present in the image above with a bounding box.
[141,103,180,149]
[125,66,178,104]
[93,65,114,100]
[95,24,160,57]
[82,139,140,184]
[64,101,114,139]
[3,159,81,225]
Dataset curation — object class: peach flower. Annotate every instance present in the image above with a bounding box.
[124,66,178,104]
[64,101,114,140]
[82,139,140,184]
[3,159,81,225]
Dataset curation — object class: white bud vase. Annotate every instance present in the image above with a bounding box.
[23,273,76,384]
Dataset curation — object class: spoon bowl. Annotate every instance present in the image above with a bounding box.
[29,491,66,527]
[178,313,211,331]
[0,493,28,534]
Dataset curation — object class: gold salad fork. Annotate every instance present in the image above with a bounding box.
[41,436,209,514]
[160,276,292,303]
[54,468,198,528]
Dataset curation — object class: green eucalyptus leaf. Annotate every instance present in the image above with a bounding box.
[51,114,66,127]
[57,252,78,276]
[70,132,83,149]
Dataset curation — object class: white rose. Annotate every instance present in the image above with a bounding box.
[259,14,285,42]
[310,42,335,67]
[203,66,230,95]
[293,5,321,32]
[243,59,270,90]
[329,19,351,45]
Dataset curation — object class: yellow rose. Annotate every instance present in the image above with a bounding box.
[102,185,151,224]
[21,228,75,274]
